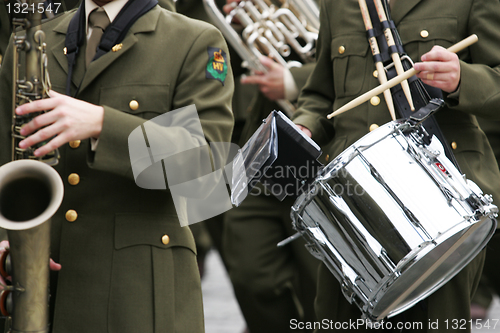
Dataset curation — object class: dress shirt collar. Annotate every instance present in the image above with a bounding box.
[85,0,129,32]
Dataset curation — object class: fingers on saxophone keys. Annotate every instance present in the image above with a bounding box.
[19,111,55,136]
[19,121,61,151]
[34,130,71,157]
[15,95,58,116]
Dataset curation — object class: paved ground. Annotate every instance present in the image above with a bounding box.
[202,250,245,333]
[473,298,500,333]
[202,250,500,332]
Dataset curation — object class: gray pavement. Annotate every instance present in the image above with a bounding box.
[473,298,500,333]
[202,250,500,332]
[202,250,245,333]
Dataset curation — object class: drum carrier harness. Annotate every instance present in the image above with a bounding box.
[364,0,461,170]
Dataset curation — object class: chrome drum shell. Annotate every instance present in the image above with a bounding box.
[291,121,497,321]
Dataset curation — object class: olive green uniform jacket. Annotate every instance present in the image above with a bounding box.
[0,4,11,62]
[0,6,233,333]
[292,0,500,331]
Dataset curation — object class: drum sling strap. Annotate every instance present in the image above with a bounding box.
[364,0,461,171]
[64,0,158,96]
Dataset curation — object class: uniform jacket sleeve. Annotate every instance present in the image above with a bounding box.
[445,0,500,119]
[292,0,335,146]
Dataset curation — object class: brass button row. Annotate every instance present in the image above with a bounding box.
[369,124,379,132]
[420,30,429,38]
[66,210,78,222]
[68,173,80,185]
[129,100,139,111]
[370,96,380,106]
[451,142,457,150]
[69,140,81,149]
[161,235,170,245]
[338,46,345,54]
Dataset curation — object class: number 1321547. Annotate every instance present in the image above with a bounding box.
[6,2,62,15]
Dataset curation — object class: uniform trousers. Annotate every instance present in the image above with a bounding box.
[224,192,320,332]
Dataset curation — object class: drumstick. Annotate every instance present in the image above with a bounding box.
[358,0,396,121]
[327,34,478,119]
[374,0,415,111]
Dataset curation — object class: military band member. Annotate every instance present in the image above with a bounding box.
[472,117,500,319]
[0,0,233,332]
[292,0,500,331]
[220,2,321,331]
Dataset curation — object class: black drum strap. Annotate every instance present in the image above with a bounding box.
[64,0,158,96]
[364,0,461,171]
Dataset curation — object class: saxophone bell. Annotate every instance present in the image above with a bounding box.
[0,160,64,333]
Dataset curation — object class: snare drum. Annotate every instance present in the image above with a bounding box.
[291,120,497,321]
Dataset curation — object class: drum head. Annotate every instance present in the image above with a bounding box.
[371,217,496,320]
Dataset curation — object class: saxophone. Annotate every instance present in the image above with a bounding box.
[203,0,319,116]
[0,1,64,332]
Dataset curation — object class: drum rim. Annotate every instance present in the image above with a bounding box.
[368,216,497,320]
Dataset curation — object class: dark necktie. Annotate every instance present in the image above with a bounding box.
[86,8,110,67]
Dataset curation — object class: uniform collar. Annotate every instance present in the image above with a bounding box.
[53,4,160,36]
[390,0,422,25]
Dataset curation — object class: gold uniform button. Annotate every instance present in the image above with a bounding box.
[68,173,80,185]
[69,140,81,148]
[129,100,139,111]
[420,30,429,38]
[451,142,458,150]
[65,210,78,222]
[370,96,381,106]
[0,54,3,64]
[369,124,379,132]
[325,154,330,162]
[161,235,170,245]
[373,70,378,78]
[338,46,345,54]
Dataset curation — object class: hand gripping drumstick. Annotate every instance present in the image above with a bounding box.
[327,34,478,119]
[358,0,396,120]
[374,0,415,111]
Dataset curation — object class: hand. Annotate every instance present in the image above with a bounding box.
[296,124,312,138]
[0,241,10,288]
[414,45,461,93]
[0,240,62,290]
[241,56,286,100]
[16,90,104,157]
[223,0,240,15]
